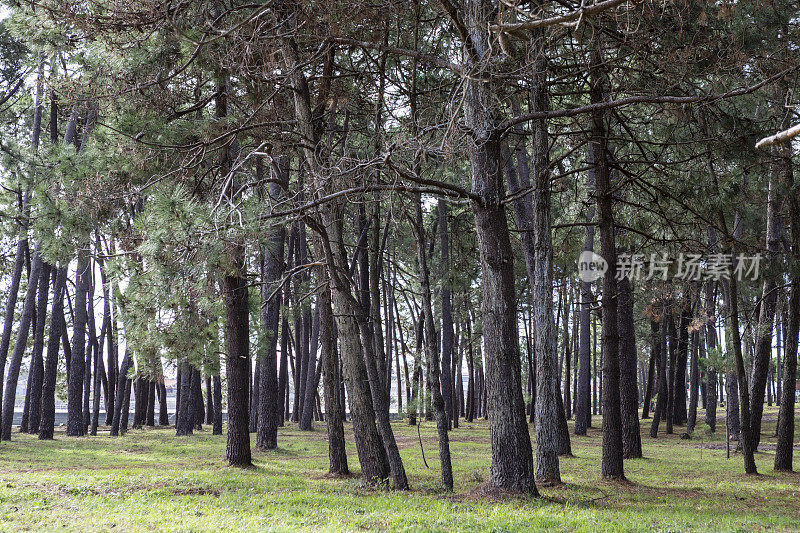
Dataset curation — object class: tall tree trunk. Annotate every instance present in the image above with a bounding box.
[439,199,455,428]
[705,280,718,432]
[66,253,90,437]
[463,59,537,494]
[319,272,349,475]
[26,262,51,434]
[39,267,67,439]
[649,317,666,437]
[617,276,642,458]
[749,171,783,450]
[415,193,453,491]
[591,42,624,479]
[257,155,288,449]
[282,37,392,486]
[774,109,798,471]
[217,74,252,467]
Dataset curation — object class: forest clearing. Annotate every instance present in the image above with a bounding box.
[1,412,798,532]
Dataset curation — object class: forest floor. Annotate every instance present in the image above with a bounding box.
[0,407,798,531]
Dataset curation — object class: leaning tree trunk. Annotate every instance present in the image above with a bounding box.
[282,33,393,486]
[725,261,757,474]
[2,248,43,440]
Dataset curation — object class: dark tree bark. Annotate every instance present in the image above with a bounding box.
[687,327,701,434]
[775,127,798,471]
[319,274,349,475]
[576,145,595,433]
[725,266,757,474]
[110,354,132,436]
[617,276,642,458]
[66,253,90,437]
[191,367,203,430]
[749,170,783,450]
[299,305,320,431]
[26,261,51,434]
[649,318,666,437]
[39,266,67,440]
[705,280,718,432]
[672,303,691,427]
[217,74,252,467]
[1,247,43,440]
[462,47,537,493]
[254,201,286,433]
[282,33,393,486]
[256,156,286,449]
[175,362,194,436]
[591,42,624,479]
[120,376,132,434]
[439,199,455,429]
[415,192,453,491]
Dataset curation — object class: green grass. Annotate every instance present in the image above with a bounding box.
[0,408,798,531]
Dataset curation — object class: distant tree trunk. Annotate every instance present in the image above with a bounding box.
[39,266,67,439]
[687,327,701,434]
[176,361,194,436]
[110,351,132,436]
[642,335,656,420]
[705,280,718,432]
[120,376,132,434]
[300,305,320,431]
[192,367,203,430]
[649,318,666,438]
[159,378,169,426]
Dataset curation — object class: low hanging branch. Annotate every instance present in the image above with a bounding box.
[755,123,800,149]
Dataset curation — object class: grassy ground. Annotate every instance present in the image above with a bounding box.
[0,407,798,532]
